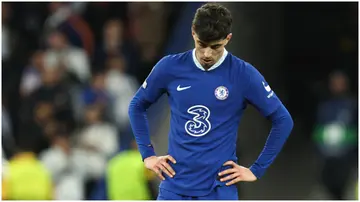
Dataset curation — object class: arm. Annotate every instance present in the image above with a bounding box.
[128,56,176,180]
[219,63,293,185]
[128,91,155,160]
[2,177,8,200]
[249,104,293,179]
[244,63,294,179]
[128,56,169,160]
[70,50,91,83]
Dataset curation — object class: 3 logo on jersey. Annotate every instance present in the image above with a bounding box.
[184,86,228,137]
[185,105,211,137]
[183,86,227,137]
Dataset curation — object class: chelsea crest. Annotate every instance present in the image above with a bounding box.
[214,86,229,100]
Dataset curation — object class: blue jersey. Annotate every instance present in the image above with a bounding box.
[130,49,287,196]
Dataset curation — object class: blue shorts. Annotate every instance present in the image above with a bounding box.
[157,185,238,200]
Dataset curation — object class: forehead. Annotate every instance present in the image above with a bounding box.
[194,34,226,46]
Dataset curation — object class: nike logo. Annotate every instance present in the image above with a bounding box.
[262,82,271,92]
[177,85,191,91]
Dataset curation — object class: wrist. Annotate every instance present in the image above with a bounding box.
[144,156,157,162]
[138,144,156,161]
[249,163,263,179]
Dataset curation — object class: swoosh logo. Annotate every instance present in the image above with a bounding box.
[177,85,191,91]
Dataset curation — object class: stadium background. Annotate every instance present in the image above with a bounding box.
[1,2,358,200]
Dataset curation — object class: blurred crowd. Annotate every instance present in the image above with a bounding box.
[2,2,182,200]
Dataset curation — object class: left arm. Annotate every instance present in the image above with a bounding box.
[219,63,293,184]
[249,104,293,179]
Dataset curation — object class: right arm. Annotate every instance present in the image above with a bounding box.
[128,56,169,161]
[128,56,176,179]
[128,91,156,160]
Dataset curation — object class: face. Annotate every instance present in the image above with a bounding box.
[329,73,348,95]
[92,74,105,90]
[2,3,11,23]
[107,57,125,72]
[104,20,123,47]
[49,2,64,13]
[192,30,232,68]
[31,51,44,69]
[43,121,59,138]
[85,105,102,124]
[35,102,54,122]
[53,136,70,154]
[48,32,67,50]
[42,68,60,86]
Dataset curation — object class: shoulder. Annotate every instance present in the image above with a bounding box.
[38,162,53,176]
[161,50,192,65]
[153,50,193,73]
[108,152,128,166]
[166,50,192,62]
[227,53,262,84]
[69,47,87,57]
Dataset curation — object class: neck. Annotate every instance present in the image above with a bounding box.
[13,152,35,160]
[195,48,225,70]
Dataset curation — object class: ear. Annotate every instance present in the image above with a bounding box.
[223,33,232,46]
[226,33,232,41]
[191,27,197,41]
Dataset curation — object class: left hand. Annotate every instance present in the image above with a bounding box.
[218,161,257,186]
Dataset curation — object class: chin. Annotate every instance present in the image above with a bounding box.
[202,64,213,69]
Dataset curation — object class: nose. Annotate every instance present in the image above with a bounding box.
[204,48,212,58]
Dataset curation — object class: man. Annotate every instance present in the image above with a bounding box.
[312,71,357,199]
[128,3,294,200]
[2,135,53,200]
[106,140,156,200]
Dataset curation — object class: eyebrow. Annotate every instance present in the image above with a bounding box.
[197,40,222,47]
[197,40,206,45]
[210,44,222,47]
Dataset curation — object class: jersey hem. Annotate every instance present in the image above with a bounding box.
[159,181,217,197]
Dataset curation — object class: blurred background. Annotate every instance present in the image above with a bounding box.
[1,2,358,200]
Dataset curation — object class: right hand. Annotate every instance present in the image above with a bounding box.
[144,155,176,180]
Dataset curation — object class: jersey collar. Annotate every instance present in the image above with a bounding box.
[192,48,228,71]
